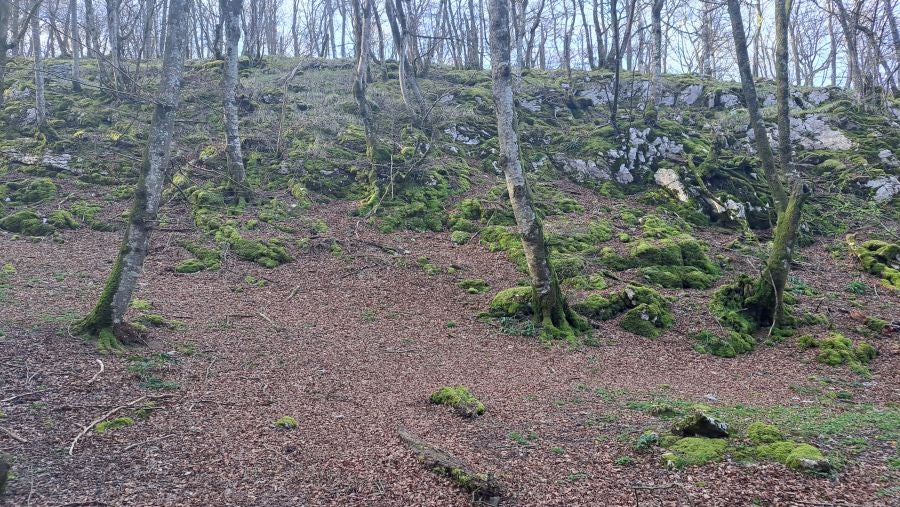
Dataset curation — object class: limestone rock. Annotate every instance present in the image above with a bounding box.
[672,411,729,438]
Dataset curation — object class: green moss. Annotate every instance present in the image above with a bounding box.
[11,177,57,203]
[551,254,585,280]
[755,440,825,469]
[130,299,153,311]
[848,236,900,290]
[0,209,55,235]
[179,241,221,270]
[693,330,755,357]
[621,303,673,338]
[274,416,298,429]
[458,279,490,293]
[47,210,78,229]
[450,230,469,244]
[95,416,134,434]
[641,215,684,239]
[490,286,533,316]
[747,422,784,445]
[575,284,674,337]
[663,437,727,467]
[175,258,206,273]
[430,385,485,417]
[799,332,876,370]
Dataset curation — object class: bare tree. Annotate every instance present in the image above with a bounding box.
[488,0,588,341]
[75,0,193,341]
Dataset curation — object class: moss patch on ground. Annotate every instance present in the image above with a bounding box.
[430,385,485,417]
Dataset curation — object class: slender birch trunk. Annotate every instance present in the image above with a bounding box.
[76,0,193,341]
[69,0,81,91]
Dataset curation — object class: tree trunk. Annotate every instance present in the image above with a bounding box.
[32,7,46,128]
[351,0,376,161]
[487,0,587,342]
[220,0,248,202]
[774,0,791,176]
[385,0,423,111]
[106,0,122,89]
[610,0,620,133]
[75,0,192,340]
[0,0,9,108]
[69,0,81,91]
[726,0,787,213]
[748,182,810,326]
[649,0,663,103]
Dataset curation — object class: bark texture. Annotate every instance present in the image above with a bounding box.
[76,0,192,337]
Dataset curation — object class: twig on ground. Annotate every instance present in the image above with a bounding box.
[2,388,51,403]
[0,425,28,443]
[286,285,301,301]
[87,359,104,384]
[123,433,176,452]
[68,395,147,455]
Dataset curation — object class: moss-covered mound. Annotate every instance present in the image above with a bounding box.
[0,209,55,236]
[573,284,674,338]
[489,286,534,317]
[847,235,900,290]
[430,385,485,418]
[797,333,877,370]
[662,437,727,468]
[693,329,755,358]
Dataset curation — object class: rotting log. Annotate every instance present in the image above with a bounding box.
[397,426,501,505]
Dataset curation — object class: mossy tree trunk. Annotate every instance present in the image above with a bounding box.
[726,0,787,213]
[75,0,192,338]
[488,0,586,341]
[220,0,248,203]
[649,0,663,102]
[747,182,810,326]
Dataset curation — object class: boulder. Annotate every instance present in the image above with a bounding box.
[671,411,729,438]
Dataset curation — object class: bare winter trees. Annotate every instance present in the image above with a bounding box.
[488,0,588,341]
[75,0,193,343]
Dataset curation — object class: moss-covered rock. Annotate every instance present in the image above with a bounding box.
[273,416,298,429]
[672,411,729,438]
[747,422,784,445]
[693,329,755,357]
[175,258,206,273]
[800,332,877,368]
[95,416,134,434]
[489,286,533,317]
[755,440,827,470]
[0,209,55,236]
[847,235,900,290]
[47,209,78,229]
[575,284,674,338]
[430,385,485,417]
[10,177,57,203]
[662,437,727,468]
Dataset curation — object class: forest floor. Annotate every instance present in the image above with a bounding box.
[1,176,898,506]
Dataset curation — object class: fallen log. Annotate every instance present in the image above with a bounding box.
[397,426,501,505]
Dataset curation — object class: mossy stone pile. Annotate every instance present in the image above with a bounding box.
[573,284,674,338]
